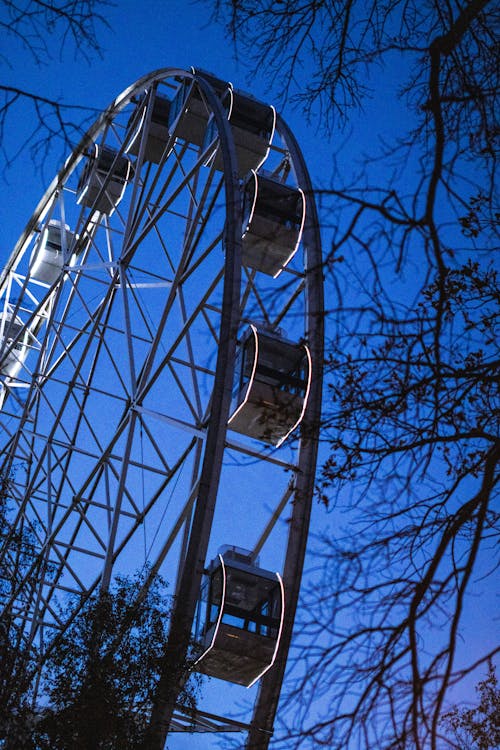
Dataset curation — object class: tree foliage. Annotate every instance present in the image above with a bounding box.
[1,504,199,750]
[0,0,110,169]
[441,662,500,749]
[28,573,198,750]
[207,1,499,748]
[0,475,39,748]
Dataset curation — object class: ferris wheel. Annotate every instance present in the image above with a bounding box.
[0,68,323,748]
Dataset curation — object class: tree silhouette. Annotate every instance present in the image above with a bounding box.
[2,573,200,750]
[441,662,500,750]
[0,474,39,749]
[1,469,198,750]
[207,1,499,747]
[31,574,189,749]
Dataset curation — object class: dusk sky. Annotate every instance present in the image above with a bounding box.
[2,1,331,247]
[2,4,334,748]
[1,2,497,749]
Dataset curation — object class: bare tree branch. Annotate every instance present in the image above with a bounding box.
[206,1,500,748]
[0,84,100,169]
[0,0,112,170]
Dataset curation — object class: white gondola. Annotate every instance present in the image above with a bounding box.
[204,89,276,177]
[242,171,306,277]
[168,72,230,147]
[125,91,171,163]
[0,312,29,379]
[29,220,76,285]
[228,325,312,446]
[194,546,285,688]
[76,144,133,215]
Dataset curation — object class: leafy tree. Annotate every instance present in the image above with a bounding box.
[0,474,39,749]
[30,573,199,750]
[441,662,500,749]
[1,491,198,750]
[0,0,110,170]
[206,1,499,748]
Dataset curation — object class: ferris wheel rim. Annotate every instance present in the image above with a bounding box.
[0,67,324,749]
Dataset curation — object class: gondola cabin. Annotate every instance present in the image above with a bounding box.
[29,220,76,285]
[228,325,312,446]
[0,312,29,379]
[169,73,230,147]
[125,92,171,163]
[242,171,306,277]
[77,145,133,215]
[194,547,284,687]
[203,90,276,177]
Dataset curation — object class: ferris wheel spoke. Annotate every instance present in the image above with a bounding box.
[0,68,323,748]
[125,141,192,268]
[135,266,224,407]
[123,147,214,263]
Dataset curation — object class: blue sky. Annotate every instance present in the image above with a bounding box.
[1,3,333,748]
[2,2,498,749]
[2,0,330,246]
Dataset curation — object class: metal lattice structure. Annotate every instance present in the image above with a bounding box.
[0,68,323,748]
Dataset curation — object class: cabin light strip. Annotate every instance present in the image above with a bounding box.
[247,570,286,688]
[76,181,90,204]
[241,170,259,239]
[108,145,134,214]
[226,87,234,122]
[114,158,133,211]
[227,323,259,427]
[273,187,307,279]
[254,104,276,174]
[193,553,227,668]
[76,143,99,206]
[125,92,148,155]
[275,342,313,448]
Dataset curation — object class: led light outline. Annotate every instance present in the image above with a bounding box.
[253,104,276,174]
[272,187,307,279]
[114,157,133,211]
[124,89,148,155]
[227,323,259,427]
[226,87,234,122]
[76,142,98,206]
[202,83,234,162]
[194,553,227,668]
[241,169,259,239]
[275,342,313,448]
[247,570,286,688]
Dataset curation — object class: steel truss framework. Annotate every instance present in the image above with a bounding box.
[0,68,323,748]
